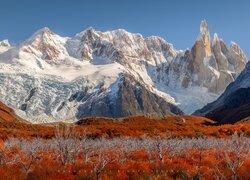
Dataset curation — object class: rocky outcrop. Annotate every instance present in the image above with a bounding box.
[76,74,183,118]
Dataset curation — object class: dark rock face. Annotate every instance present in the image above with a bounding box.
[195,62,250,124]
[76,74,183,118]
[25,88,37,102]
[205,88,250,124]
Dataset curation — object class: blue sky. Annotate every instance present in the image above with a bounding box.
[1,0,250,57]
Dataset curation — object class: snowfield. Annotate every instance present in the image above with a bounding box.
[0,57,125,123]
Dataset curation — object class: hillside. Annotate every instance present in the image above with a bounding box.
[196,62,250,124]
[0,112,250,140]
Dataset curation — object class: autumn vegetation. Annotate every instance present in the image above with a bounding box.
[1,107,250,179]
[1,115,250,140]
[0,127,250,179]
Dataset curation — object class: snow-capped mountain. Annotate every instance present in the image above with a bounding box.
[0,40,11,53]
[0,20,247,123]
[195,62,250,124]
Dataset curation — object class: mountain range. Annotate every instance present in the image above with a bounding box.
[0,20,248,123]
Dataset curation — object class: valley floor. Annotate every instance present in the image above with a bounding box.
[1,116,250,179]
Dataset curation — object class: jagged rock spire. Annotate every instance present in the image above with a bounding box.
[190,20,212,69]
[195,20,211,56]
[212,33,220,46]
[197,20,209,40]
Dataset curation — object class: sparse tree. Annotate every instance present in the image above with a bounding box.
[224,132,250,180]
[54,125,82,166]
[18,139,42,176]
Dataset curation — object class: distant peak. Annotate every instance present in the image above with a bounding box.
[230,41,237,46]
[196,20,210,41]
[24,27,56,44]
[229,41,241,50]
[76,26,97,38]
[212,33,220,46]
[213,33,219,41]
[109,28,136,38]
[111,28,130,34]
[200,20,208,32]
[35,27,55,36]
[229,41,243,52]
[0,39,10,47]
[29,27,55,40]
[193,20,212,57]
[86,26,95,31]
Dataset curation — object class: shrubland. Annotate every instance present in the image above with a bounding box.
[1,116,250,179]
